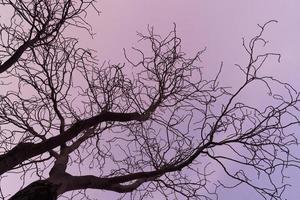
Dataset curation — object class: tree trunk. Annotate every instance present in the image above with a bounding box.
[9,180,58,200]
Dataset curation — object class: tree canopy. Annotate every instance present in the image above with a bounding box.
[0,1,298,200]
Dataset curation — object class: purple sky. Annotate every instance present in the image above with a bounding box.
[83,0,300,89]
[82,1,300,199]
[3,0,300,199]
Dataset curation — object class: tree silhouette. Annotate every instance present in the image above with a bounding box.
[0,1,299,200]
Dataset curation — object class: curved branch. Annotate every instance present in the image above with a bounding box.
[0,110,152,175]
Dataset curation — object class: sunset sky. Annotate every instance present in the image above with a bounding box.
[83,1,300,199]
[2,0,300,199]
[79,0,300,101]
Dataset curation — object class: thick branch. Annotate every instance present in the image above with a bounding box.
[0,111,149,175]
[0,38,37,73]
[55,174,157,195]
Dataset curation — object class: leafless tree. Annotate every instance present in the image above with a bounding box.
[0,1,298,200]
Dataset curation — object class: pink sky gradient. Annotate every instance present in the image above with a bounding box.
[2,0,300,199]
[78,1,300,199]
[79,0,300,95]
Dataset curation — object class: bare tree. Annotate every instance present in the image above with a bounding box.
[0,1,298,200]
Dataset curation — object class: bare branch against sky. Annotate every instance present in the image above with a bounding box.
[0,0,299,200]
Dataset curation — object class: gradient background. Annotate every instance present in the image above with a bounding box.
[78,0,300,199]
[3,0,300,199]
